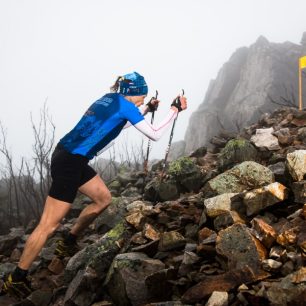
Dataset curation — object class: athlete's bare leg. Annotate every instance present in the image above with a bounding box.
[70,175,112,236]
[18,197,71,270]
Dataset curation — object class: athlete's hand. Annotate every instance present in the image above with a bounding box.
[171,96,187,112]
[146,98,160,112]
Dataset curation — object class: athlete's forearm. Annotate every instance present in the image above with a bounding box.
[133,109,178,141]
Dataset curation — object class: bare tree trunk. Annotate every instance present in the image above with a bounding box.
[0,102,55,229]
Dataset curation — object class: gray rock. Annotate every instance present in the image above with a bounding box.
[94,197,127,234]
[203,161,274,196]
[0,262,16,278]
[105,252,170,306]
[63,221,131,305]
[205,291,228,306]
[242,182,288,216]
[268,161,286,180]
[204,193,238,218]
[286,150,306,181]
[117,171,138,187]
[0,234,20,256]
[216,223,267,274]
[292,181,306,203]
[266,267,306,305]
[144,178,180,202]
[262,259,282,272]
[218,138,258,171]
[65,221,129,284]
[297,126,306,144]
[26,289,53,306]
[251,127,281,151]
[158,231,186,252]
[121,186,140,197]
[168,157,204,192]
[214,211,245,232]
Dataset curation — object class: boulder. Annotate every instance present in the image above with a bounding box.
[242,182,288,216]
[126,200,154,213]
[265,267,306,306]
[26,289,53,306]
[297,127,306,144]
[189,146,207,158]
[250,127,281,151]
[291,109,306,126]
[168,157,204,192]
[144,178,180,202]
[125,212,146,230]
[204,193,238,218]
[63,221,131,305]
[0,234,20,257]
[251,218,277,248]
[182,266,260,303]
[203,161,274,196]
[216,224,267,274]
[286,150,306,181]
[0,263,16,277]
[273,128,293,145]
[105,252,171,306]
[262,259,282,272]
[94,197,127,234]
[205,291,228,306]
[121,186,141,197]
[158,231,186,252]
[214,211,245,232]
[218,138,258,171]
[291,181,306,203]
[108,180,121,191]
[143,223,160,241]
[117,171,138,187]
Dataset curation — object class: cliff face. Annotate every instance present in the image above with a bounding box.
[184,33,306,154]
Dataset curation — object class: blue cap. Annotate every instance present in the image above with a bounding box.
[119,72,148,96]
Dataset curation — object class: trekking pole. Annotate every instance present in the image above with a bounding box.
[143,90,159,174]
[154,89,184,203]
[159,89,184,180]
[142,90,159,196]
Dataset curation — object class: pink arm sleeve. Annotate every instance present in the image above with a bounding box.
[133,109,178,141]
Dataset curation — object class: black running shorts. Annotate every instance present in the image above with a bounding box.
[49,144,97,203]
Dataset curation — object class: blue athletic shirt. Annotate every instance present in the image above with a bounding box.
[59,93,144,159]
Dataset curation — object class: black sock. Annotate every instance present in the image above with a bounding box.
[12,266,28,281]
[64,232,77,245]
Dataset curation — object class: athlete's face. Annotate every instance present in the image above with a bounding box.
[126,95,147,107]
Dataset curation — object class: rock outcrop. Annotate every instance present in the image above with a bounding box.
[184,32,306,154]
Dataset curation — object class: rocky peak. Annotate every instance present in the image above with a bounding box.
[184,34,305,155]
[254,35,269,46]
[300,31,306,46]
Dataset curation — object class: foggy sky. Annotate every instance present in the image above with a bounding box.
[0,0,305,165]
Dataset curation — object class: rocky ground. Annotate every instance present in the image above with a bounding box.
[0,107,306,306]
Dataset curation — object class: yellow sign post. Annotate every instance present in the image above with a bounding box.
[299,56,306,110]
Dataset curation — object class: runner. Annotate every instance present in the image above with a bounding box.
[0,71,187,299]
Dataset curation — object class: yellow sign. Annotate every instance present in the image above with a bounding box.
[299,56,306,69]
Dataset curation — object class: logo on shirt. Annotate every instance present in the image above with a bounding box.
[96,97,113,107]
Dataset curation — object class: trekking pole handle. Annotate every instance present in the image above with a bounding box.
[171,89,184,112]
[150,90,158,122]
[147,90,159,113]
